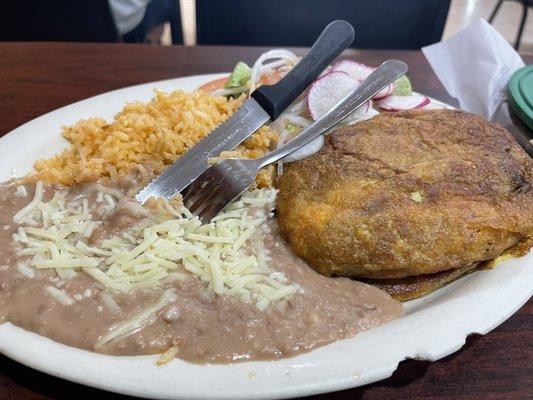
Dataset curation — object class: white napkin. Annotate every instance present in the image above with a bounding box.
[422,19,524,121]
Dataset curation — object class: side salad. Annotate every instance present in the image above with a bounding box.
[199,50,439,164]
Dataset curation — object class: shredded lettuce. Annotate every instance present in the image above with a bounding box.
[225,62,251,88]
[392,75,413,96]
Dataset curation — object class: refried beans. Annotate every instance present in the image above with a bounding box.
[0,179,401,363]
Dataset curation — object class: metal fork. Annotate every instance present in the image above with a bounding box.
[183,60,408,222]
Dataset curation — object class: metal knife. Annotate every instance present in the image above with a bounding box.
[136,20,355,203]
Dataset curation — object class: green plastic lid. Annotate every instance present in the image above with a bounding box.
[508,65,533,131]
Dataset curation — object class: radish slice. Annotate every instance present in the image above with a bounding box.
[377,95,430,111]
[343,101,379,125]
[332,60,373,81]
[332,60,393,100]
[317,65,333,79]
[307,71,359,121]
[422,101,447,110]
[372,83,394,100]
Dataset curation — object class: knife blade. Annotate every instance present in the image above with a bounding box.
[136,20,355,203]
[136,98,269,203]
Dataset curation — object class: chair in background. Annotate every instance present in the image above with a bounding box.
[195,0,450,49]
[488,0,532,50]
[0,0,119,42]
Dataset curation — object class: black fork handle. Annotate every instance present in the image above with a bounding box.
[250,20,355,120]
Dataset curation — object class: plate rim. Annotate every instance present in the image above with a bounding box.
[0,73,531,400]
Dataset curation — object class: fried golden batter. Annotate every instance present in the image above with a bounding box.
[362,263,479,301]
[277,109,533,280]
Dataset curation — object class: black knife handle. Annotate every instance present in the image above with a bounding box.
[250,20,355,120]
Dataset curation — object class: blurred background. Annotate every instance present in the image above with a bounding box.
[0,0,531,53]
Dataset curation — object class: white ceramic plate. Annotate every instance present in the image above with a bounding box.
[0,74,531,400]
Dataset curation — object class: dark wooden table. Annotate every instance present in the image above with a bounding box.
[0,43,531,400]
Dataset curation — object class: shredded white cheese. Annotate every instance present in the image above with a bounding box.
[157,341,180,366]
[14,185,28,198]
[13,181,44,224]
[95,289,177,349]
[13,183,297,310]
[45,286,75,306]
[99,292,122,315]
[16,261,35,278]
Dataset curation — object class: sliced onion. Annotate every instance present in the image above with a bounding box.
[251,50,298,89]
[283,136,325,163]
[283,114,312,128]
[211,85,248,97]
[377,95,430,111]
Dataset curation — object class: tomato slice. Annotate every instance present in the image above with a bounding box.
[259,69,285,86]
[198,68,285,94]
[198,77,229,93]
